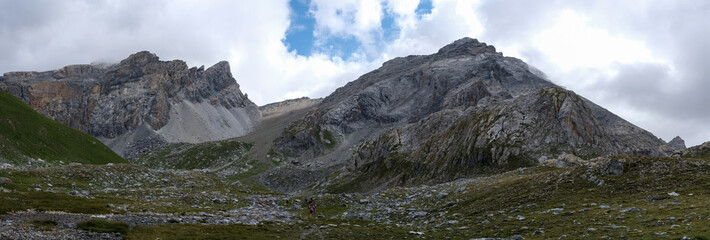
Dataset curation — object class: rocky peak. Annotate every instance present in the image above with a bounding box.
[205,61,235,90]
[436,37,498,57]
[668,136,686,150]
[120,51,160,66]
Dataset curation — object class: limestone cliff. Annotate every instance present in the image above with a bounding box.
[0,51,260,157]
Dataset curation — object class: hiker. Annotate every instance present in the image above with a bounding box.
[309,204,315,218]
[308,198,317,218]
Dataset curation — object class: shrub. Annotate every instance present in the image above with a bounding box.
[77,219,129,235]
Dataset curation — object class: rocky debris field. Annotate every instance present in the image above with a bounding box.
[3,154,710,239]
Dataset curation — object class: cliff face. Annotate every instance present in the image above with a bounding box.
[270,38,672,192]
[0,51,260,157]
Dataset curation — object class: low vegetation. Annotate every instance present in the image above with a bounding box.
[77,219,129,235]
[0,91,125,165]
[2,153,710,239]
[31,219,58,231]
[130,140,252,170]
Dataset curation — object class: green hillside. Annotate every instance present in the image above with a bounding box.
[0,90,125,165]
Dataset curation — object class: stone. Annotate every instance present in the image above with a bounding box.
[545,208,564,214]
[0,177,11,185]
[437,192,449,199]
[230,181,242,187]
[647,195,668,201]
[601,159,624,176]
[620,207,640,213]
[446,220,460,225]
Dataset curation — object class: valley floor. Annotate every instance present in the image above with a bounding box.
[2,155,710,239]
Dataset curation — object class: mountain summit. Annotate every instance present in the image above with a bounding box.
[0,51,260,157]
[668,136,687,150]
[269,37,672,192]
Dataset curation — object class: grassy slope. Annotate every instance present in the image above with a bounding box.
[129,140,252,170]
[0,91,124,165]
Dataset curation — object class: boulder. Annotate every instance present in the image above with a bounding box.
[601,159,624,176]
[0,177,12,185]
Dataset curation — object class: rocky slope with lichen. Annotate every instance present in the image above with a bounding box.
[681,141,710,158]
[271,38,671,192]
[0,51,260,158]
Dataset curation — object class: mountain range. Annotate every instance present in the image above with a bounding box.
[0,38,677,193]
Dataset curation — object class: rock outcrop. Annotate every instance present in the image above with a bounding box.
[271,38,671,192]
[667,136,686,150]
[0,51,260,157]
[681,141,710,158]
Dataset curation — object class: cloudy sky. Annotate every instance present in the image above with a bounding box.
[0,0,708,146]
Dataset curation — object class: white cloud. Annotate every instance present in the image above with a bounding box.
[533,10,660,71]
[309,0,383,54]
[381,0,484,59]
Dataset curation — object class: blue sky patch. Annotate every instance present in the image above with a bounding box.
[381,7,399,42]
[416,0,433,17]
[317,35,360,60]
[283,0,426,60]
[283,0,315,56]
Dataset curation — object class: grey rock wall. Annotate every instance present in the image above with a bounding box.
[0,51,260,157]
